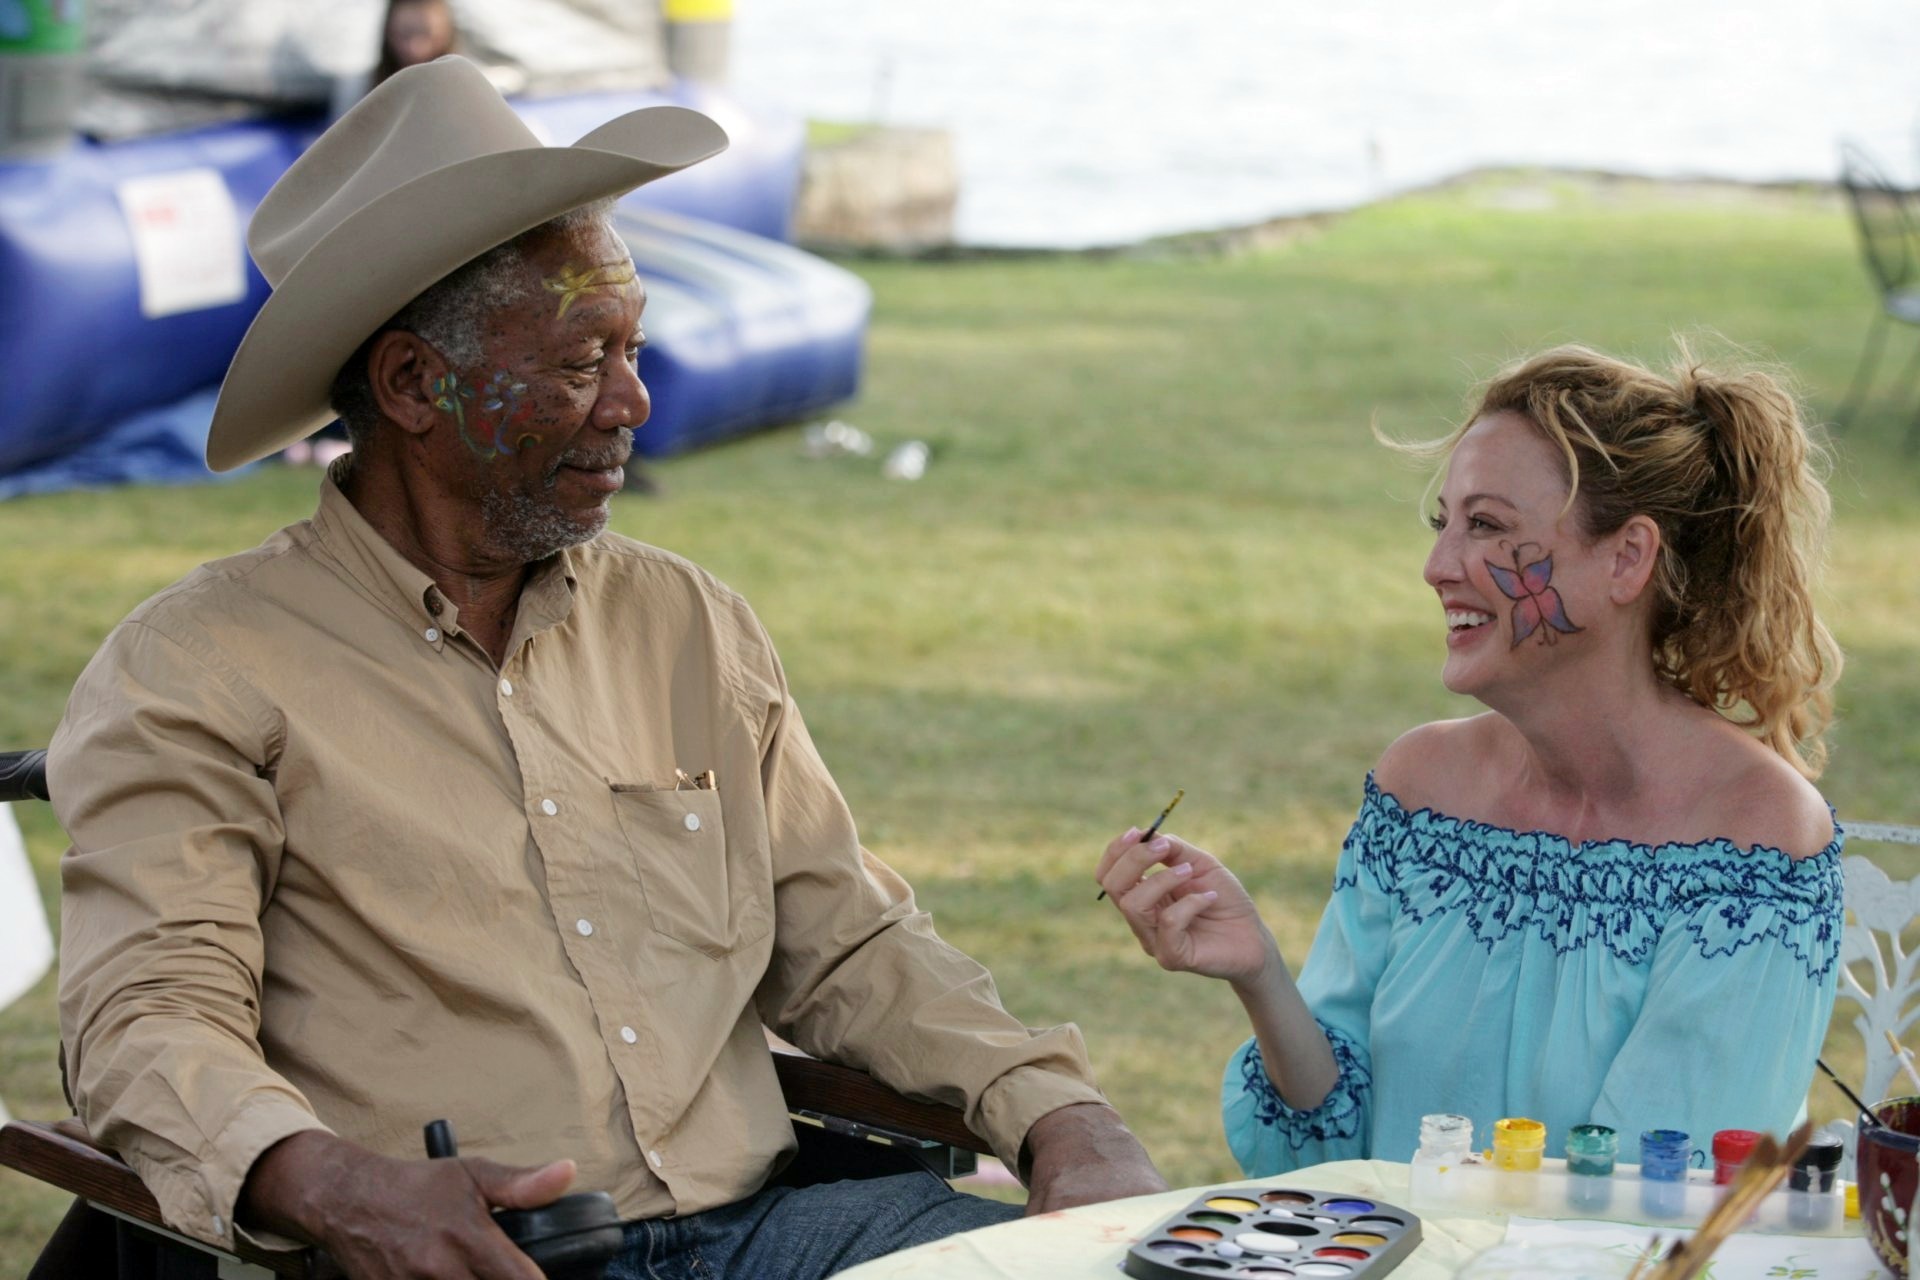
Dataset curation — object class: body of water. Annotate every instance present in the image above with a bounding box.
[733,0,1920,247]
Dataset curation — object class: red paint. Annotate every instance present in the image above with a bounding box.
[1711,1128,1761,1185]
[1314,1247,1371,1260]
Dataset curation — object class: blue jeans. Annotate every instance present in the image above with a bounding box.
[604,1170,1020,1280]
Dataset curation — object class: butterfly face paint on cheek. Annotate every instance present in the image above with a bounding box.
[1485,540,1583,648]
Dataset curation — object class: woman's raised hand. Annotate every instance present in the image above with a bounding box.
[1096,829,1276,984]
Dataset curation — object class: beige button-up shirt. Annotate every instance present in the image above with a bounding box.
[52,475,1104,1250]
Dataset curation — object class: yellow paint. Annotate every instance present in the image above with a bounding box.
[1491,1116,1546,1171]
[1204,1197,1260,1212]
[664,0,732,21]
[544,261,638,319]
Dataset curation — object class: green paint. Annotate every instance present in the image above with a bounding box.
[0,0,84,54]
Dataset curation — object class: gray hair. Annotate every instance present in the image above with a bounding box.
[327,199,619,449]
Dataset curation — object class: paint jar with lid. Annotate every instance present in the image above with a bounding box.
[1565,1124,1617,1214]
[1711,1128,1760,1185]
[1639,1129,1691,1218]
[1492,1117,1546,1209]
[1787,1135,1845,1231]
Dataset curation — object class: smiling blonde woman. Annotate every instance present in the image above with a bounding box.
[1096,343,1844,1174]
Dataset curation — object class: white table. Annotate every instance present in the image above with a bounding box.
[839,1160,1506,1279]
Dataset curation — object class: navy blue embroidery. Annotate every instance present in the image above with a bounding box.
[1237,1026,1370,1152]
[1334,775,1844,981]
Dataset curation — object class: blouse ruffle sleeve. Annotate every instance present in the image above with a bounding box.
[1588,834,1844,1161]
[1221,790,1401,1175]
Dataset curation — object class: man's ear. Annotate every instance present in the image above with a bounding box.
[1606,514,1662,604]
[367,331,452,439]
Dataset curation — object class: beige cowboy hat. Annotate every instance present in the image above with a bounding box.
[205,55,727,471]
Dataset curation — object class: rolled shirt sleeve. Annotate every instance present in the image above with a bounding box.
[53,616,328,1249]
[1223,809,1396,1176]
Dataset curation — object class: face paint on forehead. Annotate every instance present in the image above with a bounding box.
[543,260,638,319]
[1485,540,1583,648]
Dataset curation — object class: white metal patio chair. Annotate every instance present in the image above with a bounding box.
[1829,820,1920,1178]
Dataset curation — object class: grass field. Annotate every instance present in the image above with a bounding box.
[3,172,1918,1271]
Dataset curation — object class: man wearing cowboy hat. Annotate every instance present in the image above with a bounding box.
[51,57,1163,1280]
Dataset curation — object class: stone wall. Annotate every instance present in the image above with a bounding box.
[794,126,958,254]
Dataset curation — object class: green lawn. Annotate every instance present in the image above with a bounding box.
[3,173,1917,1271]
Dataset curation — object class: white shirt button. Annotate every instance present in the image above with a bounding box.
[575,918,594,937]
[648,1149,663,1167]
[684,812,701,832]
[422,627,440,643]
[499,678,514,696]
[211,1214,225,1235]
[541,798,558,816]
[620,1026,637,1044]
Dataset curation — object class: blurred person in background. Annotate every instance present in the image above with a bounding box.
[373,0,458,86]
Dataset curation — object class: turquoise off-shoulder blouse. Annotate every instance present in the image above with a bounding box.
[1222,775,1844,1175]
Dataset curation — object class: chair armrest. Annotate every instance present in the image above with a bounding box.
[0,1119,331,1278]
[770,1051,993,1156]
[0,747,49,803]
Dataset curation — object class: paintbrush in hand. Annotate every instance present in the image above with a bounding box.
[1095,788,1186,901]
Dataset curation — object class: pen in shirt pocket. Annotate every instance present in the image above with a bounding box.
[675,768,718,790]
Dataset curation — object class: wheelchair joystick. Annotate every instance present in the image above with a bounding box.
[422,1120,624,1279]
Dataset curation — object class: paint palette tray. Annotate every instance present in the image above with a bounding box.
[1121,1187,1423,1279]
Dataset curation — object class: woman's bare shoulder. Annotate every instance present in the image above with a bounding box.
[1696,744,1835,860]
[1373,714,1512,813]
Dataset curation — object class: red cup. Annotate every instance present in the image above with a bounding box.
[1860,1096,1920,1277]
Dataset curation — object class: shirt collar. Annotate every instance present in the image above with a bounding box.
[310,460,581,644]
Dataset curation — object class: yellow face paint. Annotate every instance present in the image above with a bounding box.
[1204,1197,1259,1212]
[544,260,637,318]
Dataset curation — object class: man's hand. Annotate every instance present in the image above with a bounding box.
[1019,1102,1167,1216]
[242,1129,577,1279]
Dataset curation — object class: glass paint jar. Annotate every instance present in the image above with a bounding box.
[1711,1128,1760,1185]
[1639,1129,1691,1219]
[1413,1113,1474,1165]
[1493,1117,1546,1209]
[1565,1124,1617,1214]
[1492,1117,1546,1171]
[1788,1135,1844,1231]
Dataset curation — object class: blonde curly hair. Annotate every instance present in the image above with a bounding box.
[1404,343,1842,778]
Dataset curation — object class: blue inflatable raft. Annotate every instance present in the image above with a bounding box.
[0,84,860,496]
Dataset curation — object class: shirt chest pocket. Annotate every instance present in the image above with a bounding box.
[610,785,770,957]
